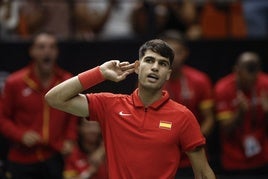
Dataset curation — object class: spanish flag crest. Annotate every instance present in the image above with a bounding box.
[159,121,172,130]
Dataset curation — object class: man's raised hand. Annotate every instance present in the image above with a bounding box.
[100,60,136,82]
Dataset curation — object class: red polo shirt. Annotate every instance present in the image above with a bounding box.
[86,89,205,179]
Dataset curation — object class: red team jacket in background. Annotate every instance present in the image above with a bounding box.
[0,64,78,163]
[214,72,268,170]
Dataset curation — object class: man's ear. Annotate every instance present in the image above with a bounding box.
[166,69,172,80]
[134,60,140,74]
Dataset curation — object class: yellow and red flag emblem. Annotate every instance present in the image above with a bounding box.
[159,121,172,130]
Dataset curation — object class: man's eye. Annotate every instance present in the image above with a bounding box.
[145,58,153,63]
[159,62,168,67]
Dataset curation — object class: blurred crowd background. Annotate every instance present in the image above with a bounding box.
[1,0,267,41]
[1,0,268,179]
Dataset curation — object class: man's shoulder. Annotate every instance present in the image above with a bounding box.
[87,92,129,101]
[214,73,235,92]
[258,72,268,82]
[55,67,73,80]
[166,99,191,113]
[6,66,29,83]
[183,66,211,82]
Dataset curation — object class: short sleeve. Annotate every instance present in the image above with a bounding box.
[179,110,206,152]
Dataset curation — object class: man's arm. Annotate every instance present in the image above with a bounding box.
[186,146,216,179]
[218,90,247,136]
[200,107,215,137]
[45,76,89,117]
[45,60,135,117]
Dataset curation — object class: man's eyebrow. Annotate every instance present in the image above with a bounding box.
[144,56,155,59]
[143,55,170,64]
[158,58,170,65]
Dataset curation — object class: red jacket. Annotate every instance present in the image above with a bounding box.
[0,64,78,163]
[64,146,107,179]
[214,72,268,170]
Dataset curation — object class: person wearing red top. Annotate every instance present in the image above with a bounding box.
[160,30,215,177]
[45,39,216,179]
[64,119,107,179]
[0,32,78,179]
[214,51,268,176]
[0,71,10,179]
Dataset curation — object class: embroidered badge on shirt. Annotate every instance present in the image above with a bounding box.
[22,87,32,97]
[159,121,172,130]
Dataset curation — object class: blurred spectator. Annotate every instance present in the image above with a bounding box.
[0,71,9,179]
[87,0,137,40]
[132,0,202,40]
[64,119,107,179]
[242,0,268,38]
[72,1,113,40]
[199,0,247,39]
[0,32,78,179]
[160,30,215,177]
[0,0,20,40]
[17,0,139,41]
[214,51,268,175]
[18,0,72,40]
[131,0,157,39]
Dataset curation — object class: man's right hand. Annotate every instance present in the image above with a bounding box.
[22,131,41,147]
[100,60,136,82]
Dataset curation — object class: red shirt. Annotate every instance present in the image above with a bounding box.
[86,89,205,179]
[214,72,268,170]
[0,64,78,163]
[165,66,213,167]
[64,146,107,179]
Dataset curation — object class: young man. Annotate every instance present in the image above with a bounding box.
[214,51,268,175]
[0,32,78,178]
[45,39,216,178]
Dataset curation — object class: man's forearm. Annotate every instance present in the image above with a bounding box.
[45,76,84,107]
[45,67,105,117]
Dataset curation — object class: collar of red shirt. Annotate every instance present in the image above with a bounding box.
[131,89,170,109]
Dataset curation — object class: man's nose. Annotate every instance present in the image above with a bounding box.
[151,62,159,71]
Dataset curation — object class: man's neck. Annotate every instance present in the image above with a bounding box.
[138,87,162,107]
[34,66,54,88]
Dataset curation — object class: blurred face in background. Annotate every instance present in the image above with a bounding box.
[29,33,58,75]
[79,120,102,153]
[235,52,260,90]
[165,39,188,73]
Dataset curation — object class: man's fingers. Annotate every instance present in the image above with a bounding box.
[120,62,135,71]
[119,61,130,66]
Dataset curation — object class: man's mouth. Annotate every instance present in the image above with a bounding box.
[43,57,51,64]
[147,73,159,82]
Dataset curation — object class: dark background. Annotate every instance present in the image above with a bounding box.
[1,39,268,94]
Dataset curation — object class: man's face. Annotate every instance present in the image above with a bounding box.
[80,121,101,144]
[166,40,188,71]
[136,50,171,90]
[30,34,58,73]
[236,53,260,88]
